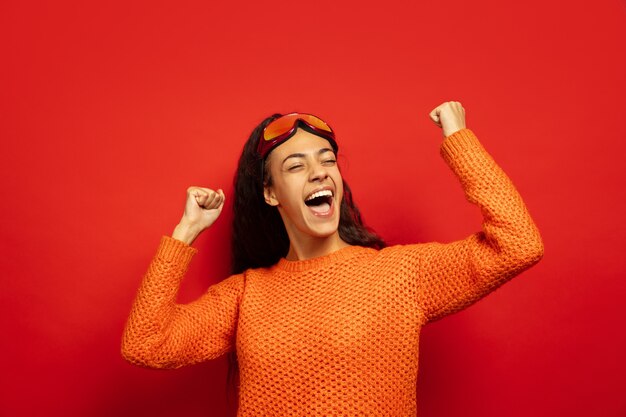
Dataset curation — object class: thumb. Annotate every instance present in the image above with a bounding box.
[194,192,209,207]
[429,109,442,127]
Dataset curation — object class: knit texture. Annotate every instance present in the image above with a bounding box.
[121,128,544,416]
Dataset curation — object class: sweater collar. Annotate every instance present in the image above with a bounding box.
[275,245,371,273]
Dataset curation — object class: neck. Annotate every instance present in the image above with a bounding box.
[285,232,350,261]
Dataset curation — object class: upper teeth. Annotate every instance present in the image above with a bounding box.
[306,190,333,201]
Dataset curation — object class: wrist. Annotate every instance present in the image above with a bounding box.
[443,125,466,138]
[172,221,203,245]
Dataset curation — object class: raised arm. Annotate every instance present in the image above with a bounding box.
[417,102,544,323]
[121,187,244,368]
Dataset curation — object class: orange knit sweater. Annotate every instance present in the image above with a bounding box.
[121,128,544,416]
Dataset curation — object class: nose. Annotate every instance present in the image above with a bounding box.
[308,161,329,182]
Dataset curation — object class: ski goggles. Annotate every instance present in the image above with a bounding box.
[257,113,338,159]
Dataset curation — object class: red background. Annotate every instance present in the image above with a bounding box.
[2,0,625,416]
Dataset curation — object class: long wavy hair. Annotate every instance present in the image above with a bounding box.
[225,113,386,411]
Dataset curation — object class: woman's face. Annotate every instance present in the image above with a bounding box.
[263,128,343,240]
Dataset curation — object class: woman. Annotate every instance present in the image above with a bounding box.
[122,102,544,416]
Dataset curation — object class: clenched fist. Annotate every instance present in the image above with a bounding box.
[429,101,466,138]
[172,186,225,245]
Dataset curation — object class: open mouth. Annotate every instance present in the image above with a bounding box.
[304,189,333,215]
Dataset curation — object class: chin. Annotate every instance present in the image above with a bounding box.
[310,227,339,239]
[302,219,341,239]
[281,200,342,240]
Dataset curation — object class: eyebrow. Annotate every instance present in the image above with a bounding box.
[281,148,335,165]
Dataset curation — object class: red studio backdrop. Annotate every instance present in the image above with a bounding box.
[1,0,625,416]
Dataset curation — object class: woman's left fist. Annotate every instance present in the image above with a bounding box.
[429,101,466,138]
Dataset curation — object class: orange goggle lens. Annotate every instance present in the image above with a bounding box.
[258,113,336,158]
[263,113,332,141]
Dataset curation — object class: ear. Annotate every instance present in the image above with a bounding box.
[263,185,279,206]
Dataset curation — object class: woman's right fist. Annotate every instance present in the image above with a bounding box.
[429,101,466,138]
[172,186,225,245]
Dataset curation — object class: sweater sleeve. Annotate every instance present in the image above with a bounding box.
[121,236,244,369]
[416,128,544,323]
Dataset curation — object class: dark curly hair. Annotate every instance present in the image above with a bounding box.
[226,113,386,412]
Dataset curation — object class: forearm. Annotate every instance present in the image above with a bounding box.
[121,236,198,368]
[441,129,544,262]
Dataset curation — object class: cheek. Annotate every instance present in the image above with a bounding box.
[337,187,345,205]
[334,173,344,197]
[273,179,301,206]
